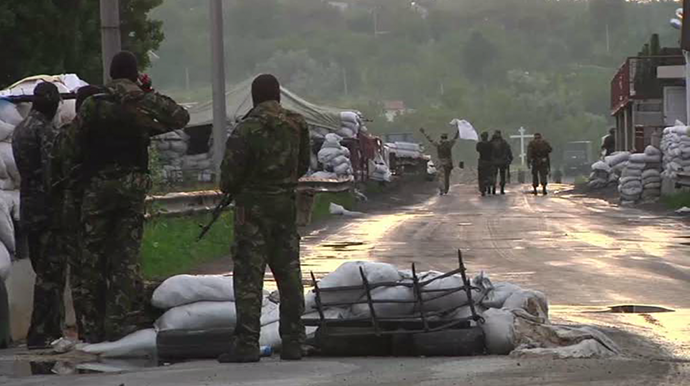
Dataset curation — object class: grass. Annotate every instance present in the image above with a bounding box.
[141,210,233,280]
[661,192,690,210]
[311,191,357,223]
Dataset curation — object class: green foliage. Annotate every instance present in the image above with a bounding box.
[141,211,233,280]
[0,0,164,87]
[148,143,165,194]
[661,192,690,210]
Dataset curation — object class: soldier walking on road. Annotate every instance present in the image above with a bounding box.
[218,74,310,363]
[72,51,189,343]
[527,133,553,196]
[420,127,459,196]
[490,130,513,195]
[12,82,65,349]
[476,132,494,196]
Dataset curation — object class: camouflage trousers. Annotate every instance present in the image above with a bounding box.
[477,160,495,194]
[72,172,150,343]
[438,159,453,194]
[27,227,67,346]
[531,164,549,188]
[232,193,305,350]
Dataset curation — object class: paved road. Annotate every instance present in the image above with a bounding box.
[4,174,690,385]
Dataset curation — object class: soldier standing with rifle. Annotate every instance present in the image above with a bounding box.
[71,51,189,343]
[527,133,553,196]
[217,74,311,363]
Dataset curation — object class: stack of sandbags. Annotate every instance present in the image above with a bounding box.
[604,151,630,179]
[338,111,363,139]
[641,145,662,200]
[317,133,353,176]
[618,153,645,204]
[661,123,690,181]
[370,153,392,182]
[388,142,423,159]
[587,161,612,189]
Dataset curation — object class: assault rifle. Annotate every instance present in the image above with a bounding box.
[197,193,233,241]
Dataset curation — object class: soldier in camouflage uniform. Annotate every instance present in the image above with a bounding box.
[490,130,513,195]
[420,127,460,195]
[476,132,494,196]
[71,52,189,342]
[11,82,65,349]
[527,133,553,196]
[218,74,310,363]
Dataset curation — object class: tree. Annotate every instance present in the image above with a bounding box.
[461,31,497,82]
[0,0,163,88]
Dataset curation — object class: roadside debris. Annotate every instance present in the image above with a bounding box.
[329,203,363,217]
[676,206,690,214]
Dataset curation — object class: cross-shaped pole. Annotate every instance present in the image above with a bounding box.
[510,127,531,167]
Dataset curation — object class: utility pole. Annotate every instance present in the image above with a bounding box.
[100,0,121,83]
[210,0,227,181]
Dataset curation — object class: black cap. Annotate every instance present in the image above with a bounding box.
[251,74,281,107]
[32,82,61,119]
[76,85,102,111]
[110,51,139,82]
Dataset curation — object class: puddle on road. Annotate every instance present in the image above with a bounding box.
[320,241,366,250]
[608,305,675,314]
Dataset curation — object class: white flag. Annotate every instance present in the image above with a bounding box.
[450,119,479,141]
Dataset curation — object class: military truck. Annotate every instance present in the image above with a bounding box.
[563,141,592,176]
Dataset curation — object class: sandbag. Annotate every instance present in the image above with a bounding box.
[80,328,157,358]
[624,161,645,170]
[0,143,19,183]
[481,308,515,355]
[154,301,237,332]
[620,168,642,178]
[151,274,235,309]
[331,155,349,166]
[618,176,639,185]
[628,153,647,163]
[0,190,20,221]
[644,145,661,156]
[317,261,402,306]
[642,169,660,179]
[0,100,23,126]
[502,290,549,321]
[645,155,661,164]
[0,242,10,281]
[318,147,343,164]
[643,182,661,189]
[333,163,352,175]
[0,200,14,253]
[418,271,472,311]
[0,121,13,142]
[591,161,611,173]
[340,111,360,124]
[604,152,630,167]
[337,128,356,138]
[480,281,522,309]
[350,286,415,317]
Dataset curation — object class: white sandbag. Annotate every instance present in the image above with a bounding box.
[502,289,549,321]
[337,128,356,138]
[644,145,661,156]
[481,282,522,309]
[645,155,661,164]
[0,142,19,183]
[0,121,13,142]
[591,161,611,173]
[512,339,616,359]
[643,182,661,189]
[329,202,362,216]
[0,242,10,281]
[625,161,645,171]
[170,141,188,154]
[481,308,516,355]
[350,286,415,317]
[57,100,76,126]
[340,111,360,124]
[604,152,630,167]
[618,176,639,185]
[0,179,14,191]
[0,199,14,252]
[628,153,647,163]
[318,147,342,164]
[308,171,338,180]
[0,100,23,126]
[80,329,157,358]
[151,274,235,309]
[621,168,642,178]
[154,301,237,332]
[642,169,660,179]
[333,163,352,176]
[0,190,20,221]
[642,177,661,186]
[418,271,472,311]
[331,155,349,166]
[317,261,402,306]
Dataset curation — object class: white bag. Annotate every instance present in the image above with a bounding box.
[481,308,516,355]
[333,163,352,175]
[0,199,14,253]
[502,289,549,321]
[0,242,10,281]
[643,182,662,189]
[340,111,360,124]
[154,301,237,332]
[0,100,23,126]
[641,169,660,179]
[481,282,522,309]
[418,271,472,311]
[151,274,235,309]
[350,286,415,317]
[0,121,13,142]
[644,145,661,156]
[591,161,611,173]
[0,142,19,183]
[604,152,630,167]
[317,261,402,306]
[80,329,157,358]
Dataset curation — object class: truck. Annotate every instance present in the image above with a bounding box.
[562,141,592,176]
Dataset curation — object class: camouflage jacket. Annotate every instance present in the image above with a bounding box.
[422,131,459,166]
[220,100,310,199]
[72,79,190,180]
[11,110,61,229]
[527,139,553,168]
[490,137,513,166]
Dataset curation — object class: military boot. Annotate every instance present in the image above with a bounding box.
[533,187,538,196]
[543,186,548,195]
[218,343,260,363]
[500,186,505,195]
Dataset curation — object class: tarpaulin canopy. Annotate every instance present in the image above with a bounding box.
[187,77,348,131]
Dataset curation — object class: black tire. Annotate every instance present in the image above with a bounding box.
[157,328,234,361]
[412,327,485,357]
[315,326,392,356]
